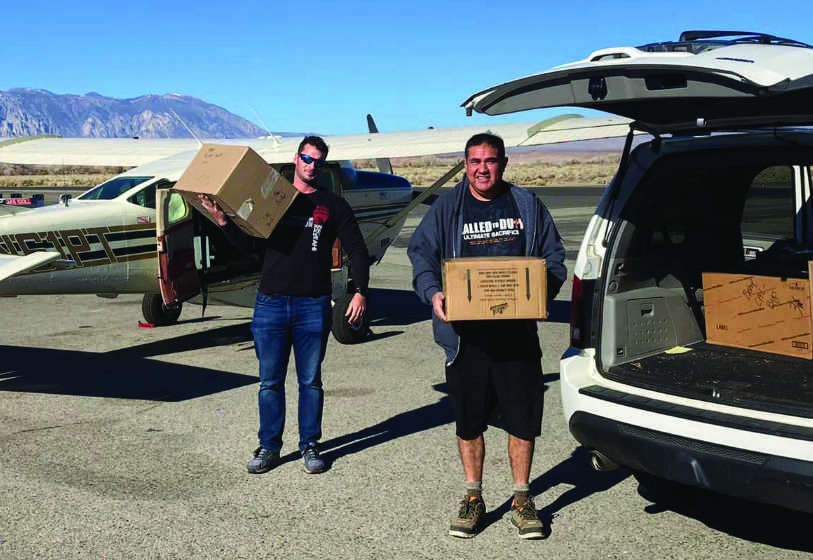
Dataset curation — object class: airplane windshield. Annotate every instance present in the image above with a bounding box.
[78,176,153,201]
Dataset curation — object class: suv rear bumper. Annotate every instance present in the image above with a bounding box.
[571,411,813,513]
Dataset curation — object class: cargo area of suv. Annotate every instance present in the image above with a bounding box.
[596,134,812,416]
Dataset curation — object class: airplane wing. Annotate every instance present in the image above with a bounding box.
[0,252,69,283]
[0,136,201,167]
[255,114,633,162]
[0,114,632,167]
[0,205,32,216]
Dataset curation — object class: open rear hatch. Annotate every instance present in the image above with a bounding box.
[463,31,813,133]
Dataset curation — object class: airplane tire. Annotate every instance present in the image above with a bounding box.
[331,293,371,344]
[141,293,182,326]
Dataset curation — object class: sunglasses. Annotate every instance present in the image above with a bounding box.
[298,153,326,168]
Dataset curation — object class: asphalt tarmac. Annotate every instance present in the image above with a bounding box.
[2,191,812,559]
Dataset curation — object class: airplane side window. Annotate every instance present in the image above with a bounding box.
[316,169,336,193]
[127,179,172,209]
[127,184,155,209]
[167,192,190,224]
[279,164,294,183]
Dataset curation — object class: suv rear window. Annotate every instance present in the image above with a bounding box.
[619,150,810,295]
[741,166,796,258]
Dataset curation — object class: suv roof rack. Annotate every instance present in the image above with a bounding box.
[678,30,809,45]
[637,30,813,53]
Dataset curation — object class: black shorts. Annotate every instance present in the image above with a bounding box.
[445,322,545,440]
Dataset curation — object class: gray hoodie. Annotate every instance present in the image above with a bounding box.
[407,179,566,363]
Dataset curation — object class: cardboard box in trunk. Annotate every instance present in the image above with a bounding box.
[173,143,297,238]
[442,257,547,321]
[703,270,812,359]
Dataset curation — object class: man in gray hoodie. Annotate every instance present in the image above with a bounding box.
[408,133,565,540]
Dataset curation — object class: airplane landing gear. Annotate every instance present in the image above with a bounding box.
[331,293,371,344]
[141,293,182,326]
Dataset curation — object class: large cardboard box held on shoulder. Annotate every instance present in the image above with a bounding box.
[173,143,297,238]
[443,257,547,321]
[702,269,812,359]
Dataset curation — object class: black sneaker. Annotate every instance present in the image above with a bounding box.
[247,447,280,474]
[510,496,545,539]
[302,444,326,474]
[449,496,486,538]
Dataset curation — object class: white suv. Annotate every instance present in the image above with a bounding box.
[464,31,813,512]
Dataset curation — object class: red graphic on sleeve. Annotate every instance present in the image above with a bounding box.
[313,205,329,226]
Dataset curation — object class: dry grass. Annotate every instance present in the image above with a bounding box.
[0,150,622,189]
[0,164,125,189]
[0,173,115,188]
[354,151,620,187]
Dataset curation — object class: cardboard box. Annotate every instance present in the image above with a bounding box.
[443,257,547,321]
[703,270,812,359]
[173,143,297,238]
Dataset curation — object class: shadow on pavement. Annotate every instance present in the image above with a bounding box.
[367,287,430,327]
[484,446,630,533]
[271,383,453,468]
[637,479,813,553]
[0,321,256,401]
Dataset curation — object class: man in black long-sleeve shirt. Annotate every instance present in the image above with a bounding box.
[199,136,369,475]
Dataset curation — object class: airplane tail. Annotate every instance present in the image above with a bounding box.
[366,114,394,174]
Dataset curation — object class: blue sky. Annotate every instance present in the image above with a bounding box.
[3,0,811,135]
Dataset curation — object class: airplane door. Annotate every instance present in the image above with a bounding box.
[156,189,201,306]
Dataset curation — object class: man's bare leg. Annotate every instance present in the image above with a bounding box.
[458,434,485,482]
[449,434,487,538]
[508,435,534,485]
[507,435,544,539]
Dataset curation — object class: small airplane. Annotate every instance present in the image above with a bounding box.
[0,114,631,342]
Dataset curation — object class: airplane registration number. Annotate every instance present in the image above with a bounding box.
[0,223,157,269]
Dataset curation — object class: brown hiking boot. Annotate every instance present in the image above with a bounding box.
[510,496,545,539]
[449,496,486,538]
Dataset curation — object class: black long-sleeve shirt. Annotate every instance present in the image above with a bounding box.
[222,189,369,297]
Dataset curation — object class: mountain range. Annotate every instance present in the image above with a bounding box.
[0,89,273,139]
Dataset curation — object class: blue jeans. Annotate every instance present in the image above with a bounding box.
[251,292,332,453]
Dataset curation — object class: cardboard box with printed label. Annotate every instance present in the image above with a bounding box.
[442,257,547,321]
[173,143,298,238]
[702,270,812,359]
